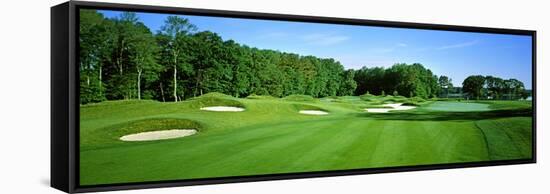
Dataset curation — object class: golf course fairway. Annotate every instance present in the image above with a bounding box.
[79,94,532,185]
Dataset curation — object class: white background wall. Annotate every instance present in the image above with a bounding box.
[0,0,547,193]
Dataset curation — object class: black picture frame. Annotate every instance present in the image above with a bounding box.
[51,1,537,193]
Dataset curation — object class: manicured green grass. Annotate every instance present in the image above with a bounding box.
[421,101,490,112]
[79,95,532,185]
[283,94,317,102]
[481,100,533,110]
[476,117,532,160]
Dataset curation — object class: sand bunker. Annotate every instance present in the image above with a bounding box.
[200,106,245,112]
[120,129,197,141]
[365,103,416,113]
[299,110,329,115]
[365,108,394,113]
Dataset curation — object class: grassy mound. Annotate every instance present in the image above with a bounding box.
[188,92,244,108]
[115,118,202,138]
[324,96,360,103]
[81,118,203,148]
[246,94,277,100]
[409,96,426,103]
[401,102,420,106]
[359,93,376,101]
[360,94,410,103]
[283,95,316,102]
[399,97,426,106]
[194,92,234,99]
[362,104,393,108]
[359,94,426,106]
[359,94,386,105]
[80,99,158,107]
[292,103,328,112]
[337,96,360,100]
[381,95,408,103]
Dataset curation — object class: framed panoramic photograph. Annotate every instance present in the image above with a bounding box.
[51,1,536,193]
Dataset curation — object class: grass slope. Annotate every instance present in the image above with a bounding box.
[79,95,532,185]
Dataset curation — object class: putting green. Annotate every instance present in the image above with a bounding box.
[423,101,490,112]
[79,96,532,186]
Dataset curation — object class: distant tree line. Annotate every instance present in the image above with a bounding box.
[353,64,440,98]
[79,10,529,104]
[462,75,528,100]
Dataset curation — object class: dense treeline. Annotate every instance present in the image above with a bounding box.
[462,75,528,100]
[353,63,440,98]
[79,10,356,104]
[79,10,529,104]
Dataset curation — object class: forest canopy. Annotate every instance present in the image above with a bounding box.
[79,10,528,104]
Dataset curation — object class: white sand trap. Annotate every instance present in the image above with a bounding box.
[386,103,416,110]
[365,108,394,113]
[120,129,197,141]
[365,103,416,113]
[200,106,244,112]
[384,103,403,109]
[299,110,329,115]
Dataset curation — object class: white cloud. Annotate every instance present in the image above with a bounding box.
[302,33,350,46]
[437,40,479,50]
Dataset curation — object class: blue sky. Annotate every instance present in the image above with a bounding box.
[98,10,532,89]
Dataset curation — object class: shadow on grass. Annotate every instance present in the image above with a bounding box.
[355,108,532,121]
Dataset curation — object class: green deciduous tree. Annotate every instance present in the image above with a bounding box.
[79,10,113,103]
[354,63,439,98]
[485,76,503,99]
[158,16,197,101]
[438,75,453,98]
[129,23,161,100]
[462,75,486,100]
[339,69,357,96]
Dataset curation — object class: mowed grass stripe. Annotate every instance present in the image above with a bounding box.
[181,118,361,178]
[284,119,374,172]
[332,120,384,170]
[367,120,489,167]
[475,117,532,160]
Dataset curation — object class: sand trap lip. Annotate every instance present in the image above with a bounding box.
[365,103,416,113]
[365,108,394,113]
[200,106,245,112]
[299,110,329,115]
[120,129,197,141]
